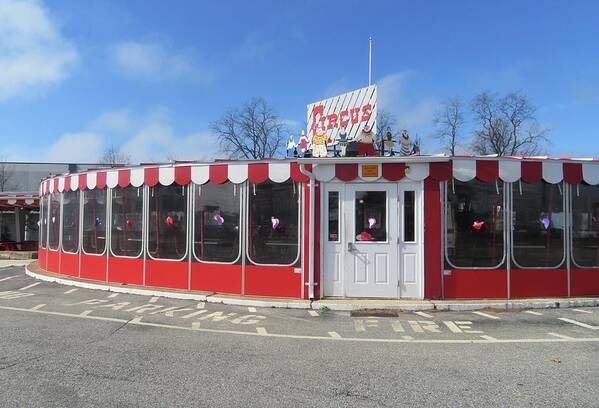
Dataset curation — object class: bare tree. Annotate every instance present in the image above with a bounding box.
[99,145,131,165]
[433,97,465,155]
[374,109,398,154]
[470,91,549,156]
[211,97,286,159]
[0,158,15,192]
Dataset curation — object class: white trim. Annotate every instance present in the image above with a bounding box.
[313,164,335,182]
[87,172,97,189]
[228,164,248,184]
[582,163,599,185]
[106,170,119,189]
[542,161,563,184]
[191,182,243,265]
[269,162,290,183]
[405,163,429,181]
[70,174,79,191]
[191,166,209,185]
[499,160,521,182]
[452,159,476,182]
[131,168,145,187]
[158,167,175,186]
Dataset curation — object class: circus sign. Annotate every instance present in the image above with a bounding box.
[306,85,377,147]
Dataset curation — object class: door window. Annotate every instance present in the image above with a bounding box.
[328,191,339,242]
[403,190,416,242]
[355,191,387,242]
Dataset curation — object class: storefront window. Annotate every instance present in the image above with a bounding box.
[404,190,416,242]
[111,187,143,258]
[446,179,505,268]
[0,210,16,242]
[82,189,107,255]
[571,183,599,267]
[328,191,339,241]
[512,181,565,268]
[193,183,241,263]
[40,196,48,248]
[248,181,300,265]
[23,209,39,242]
[48,193,61,250]
[62,191,80,253]
[148,185,188,260]
[355,191,387,242]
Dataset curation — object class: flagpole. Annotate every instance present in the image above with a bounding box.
[368,37,372,86]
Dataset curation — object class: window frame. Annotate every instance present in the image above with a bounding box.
[146,184,189,262]
[326,190,341,243]
[109,186,145,260]
[61,190,81,254]
[246,181,302,267]
[40,195,47,249]
[191,182,243,265]
[47,192,62,252]
[82,188,108,257]
[510,181,566,269]
[443,179,507,270]
[569,183,599,269]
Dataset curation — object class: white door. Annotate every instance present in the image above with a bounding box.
[398,182,423,298]
[345,184,398,298]
[322,185,344,297]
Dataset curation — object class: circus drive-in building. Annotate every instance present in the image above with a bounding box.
[35,86,599,300]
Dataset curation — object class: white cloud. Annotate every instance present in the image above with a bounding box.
[0,0,78,101]
[90,109,132,133]
[110,37,212,82]
[45,132,104,162]
[376,70,440,135]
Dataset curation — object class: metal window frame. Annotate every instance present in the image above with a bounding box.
[146,184,189,262]
[81,188,108,257]
[510,180,566,269]
[47,192,62,252]
[61,190,81,255]
[108,186,145,260]
[443,179,507,270]
[40,195,48,249]
[246,180,302,267]
[191,182,244,265]
[569,183,599,269]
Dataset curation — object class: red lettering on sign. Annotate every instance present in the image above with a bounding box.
[327,113,338,129]
[339,110,349,128]
[310,105,324,132]
[361,103,372,122]
[350,108,360,124]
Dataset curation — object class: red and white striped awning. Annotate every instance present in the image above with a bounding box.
[0,192,39,208]
[309,157,599,184]
[40,162,310,195]
[38,158,599,196]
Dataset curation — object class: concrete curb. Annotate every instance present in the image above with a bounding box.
[25,265,599,311]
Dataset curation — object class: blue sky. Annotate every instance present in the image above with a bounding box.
[0,0,598,162]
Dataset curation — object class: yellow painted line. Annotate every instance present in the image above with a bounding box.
[1,304,598,344]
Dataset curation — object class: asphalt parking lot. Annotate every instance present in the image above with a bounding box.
[1,265,599,407]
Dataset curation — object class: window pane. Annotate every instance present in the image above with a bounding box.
[355,191,387,242]
[328,191,339,241]
[248,181,300,265]
[111,187,143,257]
[24,209,39,242]
[512,182,564,268]
[194,183,240,263]
[446,179,504,268]
[48,193,61,250]
[404,191,415,242]
[83,189,107,254]
[572,183,599,267]
[148,185,188,260]
[40,196,48,248]
[62,191,80,253]
[0,210,16,241]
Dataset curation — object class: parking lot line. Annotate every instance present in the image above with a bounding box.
[29,304,45,311]
[248,307,257,313]
[328,331,341,339]
[559,317,598,330]
[0,276,17,282]
[548,332,575,340]
[308,310,319,317]
[64,288,78,294]
[108,293,118,298]
[572,309,593,314]
[480,335,497,341]
[414,311,433,318]
[256,327,268,335]
[472,311,500,320]
[525,310,543,316]
[149,296,159,303]
[18,282,40,291]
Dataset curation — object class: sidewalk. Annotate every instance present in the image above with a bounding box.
[25,263,599,312]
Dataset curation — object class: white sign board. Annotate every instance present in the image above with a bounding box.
[306,85,377,144]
